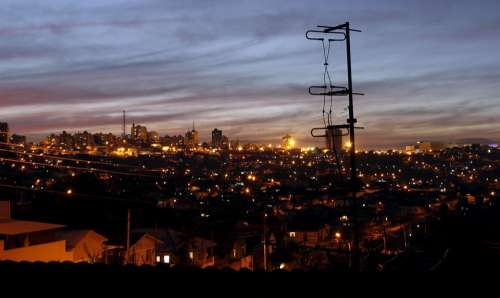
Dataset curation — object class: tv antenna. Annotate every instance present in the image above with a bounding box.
[306,22,363,271]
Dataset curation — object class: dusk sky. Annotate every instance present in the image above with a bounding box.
[1,0,499,149]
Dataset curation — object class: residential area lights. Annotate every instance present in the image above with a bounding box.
[0,124,498,272]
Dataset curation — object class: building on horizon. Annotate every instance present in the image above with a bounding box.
[325,127,343,153]
[405,141,447,154]
[185,122,199,148]
[148,131,160,143]
[162,135,184,147]
[211,128,223,148]
[221,135,230,150]
[282,134,295,150]
[74,131,94,149]
[0,122,8,144]
[60,131,74,146]
[0,201,109,263]
[131,123,148,144]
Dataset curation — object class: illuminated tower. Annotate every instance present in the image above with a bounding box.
[185,121,199,147]
[282,134,296,149]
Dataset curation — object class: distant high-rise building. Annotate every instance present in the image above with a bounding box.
[74,131,94,148]
[131,123,148,143]
[282,134,295,149]
[416,141,445,152]
[93,133,116,146]
[211,128,223,148]
[185,121,199,147]
[416,141,432,152]
[148,131,160,143]
[0,122,9,143]
[162,135,184,147]
[221,135,229,149]
[326,127,343,153]
[60,131,74,146]
[405,145,416,154]
[407,141,446,153]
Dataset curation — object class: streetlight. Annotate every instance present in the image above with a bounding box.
[335,232,342,248]
[335,232,352,270]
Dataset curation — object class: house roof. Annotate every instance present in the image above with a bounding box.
[0,219,65,235]
[288,222,328,232]
[132,228,216,251]
[55,230,108,249]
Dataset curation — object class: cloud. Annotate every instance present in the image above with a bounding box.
[0,0,499,148]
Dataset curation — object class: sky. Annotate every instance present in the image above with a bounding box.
[1,0,499,149]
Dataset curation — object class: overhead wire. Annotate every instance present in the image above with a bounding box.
[318,35,344,184]
[0,156,158,178]
[0,146,141,169]
[0,182,155,205]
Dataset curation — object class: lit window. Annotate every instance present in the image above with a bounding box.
[164,255,170,264]
[189,251,194,260]
[289,232,296,238]
[156,256,161,263]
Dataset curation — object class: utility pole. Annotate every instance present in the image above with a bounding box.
[262,212,268,271]
[345,22,361,272]
[403,224,408,248]
[383,224,388,253]
[126,208,131,252]
[122,110,126,139]
[306,22,363,272]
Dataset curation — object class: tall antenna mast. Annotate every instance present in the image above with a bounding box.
[122,110,126,138]
[306,22,363,271]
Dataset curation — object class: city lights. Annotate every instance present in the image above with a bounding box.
[0,0,495,277]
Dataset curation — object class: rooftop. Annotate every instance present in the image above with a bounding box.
[0,220,65,236]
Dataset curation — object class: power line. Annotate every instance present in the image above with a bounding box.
[0,146,141,169]
[0,182,154,205]
[0,156,159,178]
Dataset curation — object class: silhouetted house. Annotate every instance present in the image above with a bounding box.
[0,201,71,262]
[55,230,108,263]
[0,201,109,263]
[287,223,332,248]
[224,255,254,271]
[220,237,254,271]
[156,197,177,208]
[126,228,215,268]
[126,233,168,266]
[157,198,197,210]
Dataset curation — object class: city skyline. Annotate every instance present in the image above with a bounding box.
[1,0,499,277]
[1,0,500,149]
